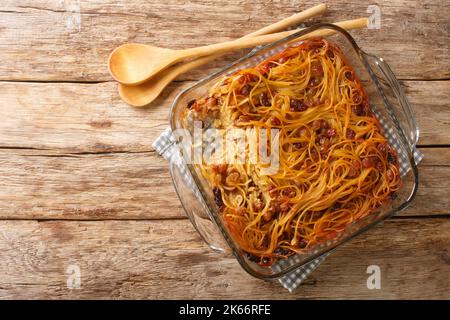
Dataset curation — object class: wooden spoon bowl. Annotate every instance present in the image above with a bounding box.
[109,44,175,85]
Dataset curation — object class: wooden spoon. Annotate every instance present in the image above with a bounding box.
[118,4,328,107]
[118,17,369,107]
[109,4,328,86]
[110,17,367,87]
[109,31,299,85]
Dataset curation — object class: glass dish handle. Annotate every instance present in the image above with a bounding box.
[364,53,420,149]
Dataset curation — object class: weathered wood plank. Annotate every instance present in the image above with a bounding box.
[407,148,450,216]
[0,150,180,219]
[0,81,448,154]
[0,0,448,81]
[0,147,447,220]
[0,218,448,299]
[403,81,450,146]
[0,81,182,153]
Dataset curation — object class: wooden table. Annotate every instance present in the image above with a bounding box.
[0,0,448,299]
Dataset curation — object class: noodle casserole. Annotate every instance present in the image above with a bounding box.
[169,24,419,279]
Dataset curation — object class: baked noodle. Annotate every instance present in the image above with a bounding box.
[182,38,401,266]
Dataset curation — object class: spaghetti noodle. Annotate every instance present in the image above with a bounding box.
[183,38,401,266]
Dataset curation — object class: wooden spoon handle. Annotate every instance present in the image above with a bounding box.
[179,18,368,60]
[177,17,368,76]
[245,4,326,38]
[170,4,328,74]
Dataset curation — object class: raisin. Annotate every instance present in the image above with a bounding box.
[282,188,296,198]
[213,186,221,198]
[262,210,273,222]
[187,99,196,109]
[277,56,289,64]
[268,202,279,214]
[213,187,222,207]
[258,64,270,75]
[240,84,252,96]
[331,202,342,210]
[345,71,354,81]
[387,152,396,164]
[298,239,308,249]
[346,128,356,139]
[260,92,271,106]
[326,49,335,59]
[225,171,240,185]
[319,137,331,155]
[352,92,363,105]
[290,99,308,112]
[252,199,264,212]
[212,164,227,174]
[356,101,369,116]
[347,166,359,178]
[376,160,384,172]
[270,117,281,126]
[312,120,322,131]
[311,61,324,76]
[327,128,337,137]
[247,253,259,263]
[299,127,308,137]
[362,157,376,168]
[280,202,290,212]
[352,104,365,116]
[310,149,319,161]
[386,170,395,182]
[319,137,330,146]
[274,247,292,256]
[308,76,321,87]
[377,142,387,154]
[207,97,218,108]
[235,114,253,125]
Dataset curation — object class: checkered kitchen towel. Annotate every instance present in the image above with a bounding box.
[153,123,423,292]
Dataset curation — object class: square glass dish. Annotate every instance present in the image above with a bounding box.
[168,24,420,279]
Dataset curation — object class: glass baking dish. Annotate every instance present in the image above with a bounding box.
[168,23,420,279]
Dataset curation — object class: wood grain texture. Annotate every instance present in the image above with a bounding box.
[0,80,448,154]
[0,0,449,300]
[0,218,448,299]
[0,149,179,219]
[402,81,450,146]
[0,81,180,153]
[0,147,447,220]
[0,0,448,82]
